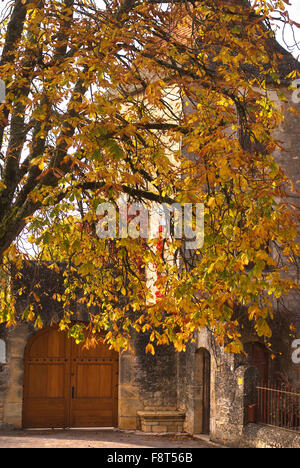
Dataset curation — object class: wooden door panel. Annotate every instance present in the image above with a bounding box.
[70,360,118,427]
[23,399,67,429]
[26,363,65,398]
[27,327,67,358]
[70,398,115,427]
[75,364,113,398]
[70,339,118,427]
[70,405,114,427]
[23,362,69,428]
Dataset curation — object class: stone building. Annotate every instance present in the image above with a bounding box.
[0,4,300,449]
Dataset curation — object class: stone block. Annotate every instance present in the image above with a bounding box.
[153,425,168,433]
[118,415,138,430]
[137,410,186,433]
[118,398,141,419]
[3,402,22,428]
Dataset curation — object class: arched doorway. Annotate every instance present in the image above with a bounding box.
[194,348,211,434]
[23,326,118,428]
[246,342,269,385]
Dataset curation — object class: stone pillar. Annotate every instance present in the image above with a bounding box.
[211,360,260,447]
[118,350,143,430]
[2,324,33,428]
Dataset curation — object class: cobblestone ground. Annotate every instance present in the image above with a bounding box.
[0,429,224,448]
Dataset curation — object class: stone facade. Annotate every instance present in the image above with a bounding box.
[270,85,300,389]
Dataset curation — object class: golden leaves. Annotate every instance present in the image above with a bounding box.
[145,343,155,355]
[0,0,299,355]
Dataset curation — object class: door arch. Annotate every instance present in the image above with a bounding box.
[194,348,211,434]
[23,326,119,428]
[246,342,269,385]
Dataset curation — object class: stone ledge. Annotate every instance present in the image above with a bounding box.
[137,411,185,433]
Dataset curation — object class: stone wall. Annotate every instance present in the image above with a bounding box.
[240,423,300,448]
[119,330,179,430]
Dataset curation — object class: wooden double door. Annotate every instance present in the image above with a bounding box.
[23,326,118,429]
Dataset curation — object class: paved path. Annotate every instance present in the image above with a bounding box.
[0,429,224,448]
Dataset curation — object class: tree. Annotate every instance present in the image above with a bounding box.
[0,0,299,353]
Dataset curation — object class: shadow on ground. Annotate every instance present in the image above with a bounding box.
[0,429,224,448]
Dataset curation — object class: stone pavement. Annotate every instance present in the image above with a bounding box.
[0,429,225,448]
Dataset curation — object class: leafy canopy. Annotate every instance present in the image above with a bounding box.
[0,0,299,353]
